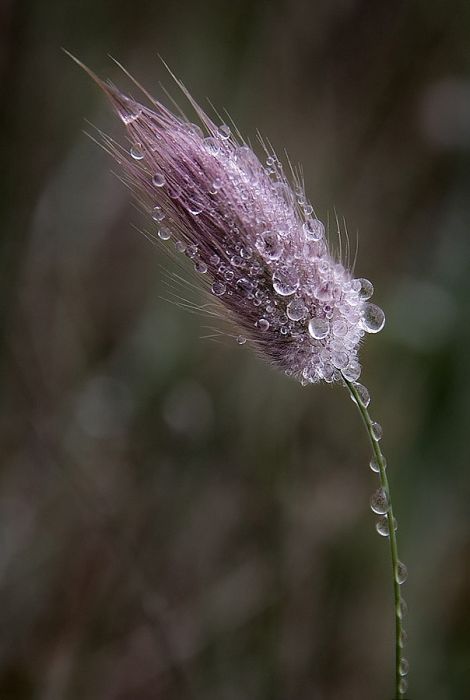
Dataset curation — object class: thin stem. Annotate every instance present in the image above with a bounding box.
[343,376,406,700]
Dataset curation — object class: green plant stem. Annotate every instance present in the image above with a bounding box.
[343,377,405,700]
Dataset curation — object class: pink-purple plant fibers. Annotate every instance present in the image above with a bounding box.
[71,56,385,386]
[69,54,407,699]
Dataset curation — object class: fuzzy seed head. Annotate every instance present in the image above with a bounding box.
[88,67,385,385]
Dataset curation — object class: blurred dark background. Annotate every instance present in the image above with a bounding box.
[1,1,470,698]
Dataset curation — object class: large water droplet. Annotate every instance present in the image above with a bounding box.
[397,598,408,619]
[204,136,220,155]
[350,382,370,407]
[185,123,204,139]
[396,561,408,585]
[256,231,283,260]
[236,335,246,345]
[370,488,390,514]
[357,278,374,300]
[341,361,362,382]
[121,108,142,125]
[168,183,182,199]
[369,455,386,472]
[210,177,222,193]
[195,260,207,274]
[303,218,324,241]
[130,144,144,160]
[236,277,253,293]
[331,350,349,369]
[187,198,204,215]
[217,124,231,140]
[287,299,307,321]
[231,255,243,267]
[332,319,348,337]
[361,303,385,333]
[152,171,165,187]
[399,628,408,648]
[212,281,226,296]
[158,226,171,241]
[376,514,397,536]
[399,658,409,677]
[152,206,165,222]
[371,422,383,441]
[308,318,329,340]
[272,269,299,296]
[258,318,270,331]
[398,678,408,695]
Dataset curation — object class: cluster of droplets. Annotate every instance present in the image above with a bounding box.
[125,112,385,386]
[349,382,409,693]
[104,82,403,693]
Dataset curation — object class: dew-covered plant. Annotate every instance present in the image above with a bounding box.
[68,53,409,699]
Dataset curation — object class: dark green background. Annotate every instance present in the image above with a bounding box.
[1,1,469,698]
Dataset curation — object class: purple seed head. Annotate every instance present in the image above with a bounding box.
[77,58,385,385]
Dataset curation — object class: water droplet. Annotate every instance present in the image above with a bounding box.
[287,299,307,321]
[303,218,324,241]
[314,282,332,302]
[210,177,222,193]
[168,183,182,199]
[370,488,390,515]
[398,678,408,695]
[399,628,408,648]
[396,561,408,585]
[274,182,291,202]
[237,335,246,345]
[255,231,283,260]
[331,350,349,369]
[152,171,165,187]
[369,454,386,472]
[152,206,165,222]
[187,198,204,215]
[236,277,253,293]
[361,303,385,333]
[376,514,397,536]
[272,269,299,296]
[399,658,409,676]
[217,124,231,140]
[258,318,270,331]
[121,108,142,125]
[371,421,383,441]
[397,598,408,619]
[341,361,361,382]
[195,260,207,274]
[175,240,186,253]
[349,382,370,408]
[308,318,330,340]
[158,226,171,241]
[332,319,348,337]
[356,278,374,300]
[185,123,203,139]
[204,136,220,155]
[212,281,226,296]
[209,254,220,266]
[130,144,144,160]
